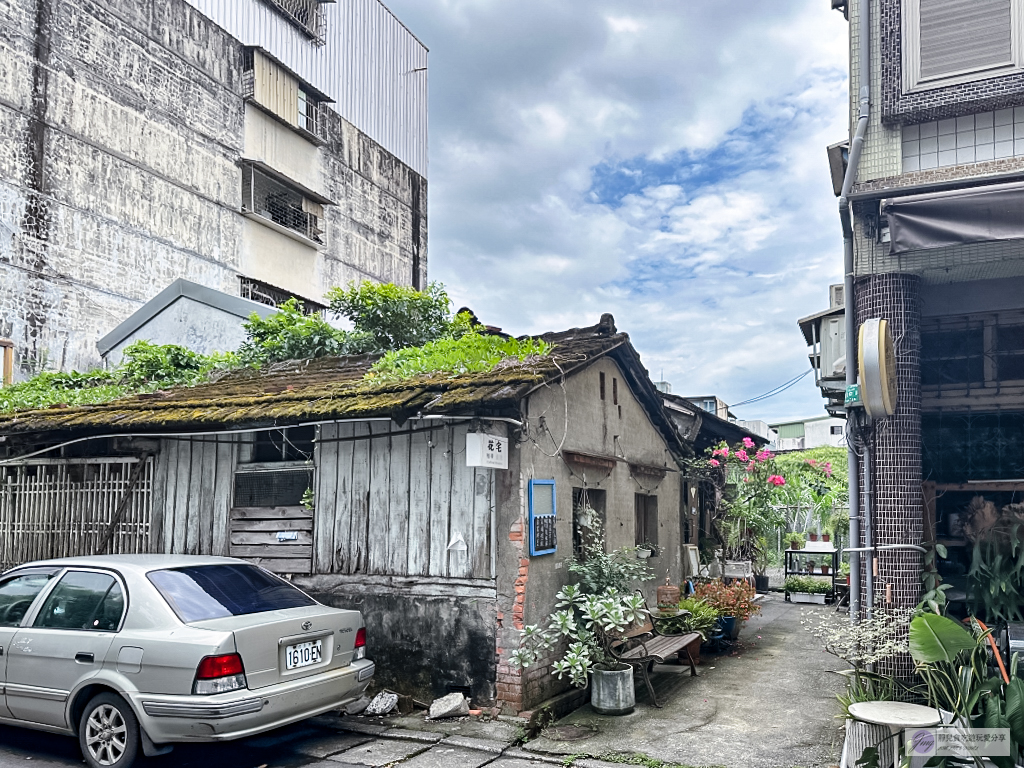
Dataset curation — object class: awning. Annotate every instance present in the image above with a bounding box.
[884,181,1024,254]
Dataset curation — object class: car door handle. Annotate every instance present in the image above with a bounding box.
[75,652,94,664]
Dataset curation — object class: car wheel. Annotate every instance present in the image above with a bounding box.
[78,692,140,768]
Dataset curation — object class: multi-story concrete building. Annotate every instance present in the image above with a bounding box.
[767,416,846,453]
[814,0,1024,619]
[0,0,427,378]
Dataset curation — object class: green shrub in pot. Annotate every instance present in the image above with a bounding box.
[784,575,831,594]
[654,598,720,640]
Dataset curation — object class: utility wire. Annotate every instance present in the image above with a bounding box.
[729,369,813,409]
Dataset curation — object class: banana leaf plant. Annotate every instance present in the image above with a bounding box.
[907,613,1024,768]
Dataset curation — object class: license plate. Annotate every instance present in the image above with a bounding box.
[285,640,322,670]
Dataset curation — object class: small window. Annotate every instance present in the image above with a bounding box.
[297,88,325,139]
[830,425,844,435]
[997,324,1024,381]
[529,480,557,556]
[635,494,658,551]
[702,399,716,413]
[572,488,606,555]
[240,277,325,314]
[149,565,316,623]
[34,571,124,631]
[0,569,60,627]
[612,378,618,405]
[253,426,316,463]
[599,372,606,400]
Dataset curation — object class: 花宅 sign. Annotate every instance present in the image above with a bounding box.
[466,433,508,469]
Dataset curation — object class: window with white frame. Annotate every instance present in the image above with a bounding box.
[903,0,1022,92]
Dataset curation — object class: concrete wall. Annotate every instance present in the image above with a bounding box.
[103,295,257,364]
[0,0,426,379]
[495,356,684,713]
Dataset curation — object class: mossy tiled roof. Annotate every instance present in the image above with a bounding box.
[0,322,628,439]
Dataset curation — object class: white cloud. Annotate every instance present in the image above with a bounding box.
[383,0,850,420]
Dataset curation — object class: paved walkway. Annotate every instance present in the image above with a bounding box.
[524,594,845,768]
[0,595,843,768]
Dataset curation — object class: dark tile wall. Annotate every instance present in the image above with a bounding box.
[879,0,1024,125]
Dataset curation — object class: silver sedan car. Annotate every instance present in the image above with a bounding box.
[0,555,374,768]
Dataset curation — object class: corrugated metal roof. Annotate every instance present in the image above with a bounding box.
[185,0,428,175]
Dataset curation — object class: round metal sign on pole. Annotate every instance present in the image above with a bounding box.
[858,318,897,420]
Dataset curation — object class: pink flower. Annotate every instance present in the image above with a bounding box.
[755,450,770,462]
[736,449,749,462]
[709,459,720,467]
[746,461,755,471]
[807,459,817,466]
[712,447,729,458]
[742,437,755,448]
[768,475,786,486]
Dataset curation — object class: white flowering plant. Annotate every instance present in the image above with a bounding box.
[507,585,649,688]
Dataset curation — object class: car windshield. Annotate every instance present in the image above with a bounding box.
[148,564,316,623]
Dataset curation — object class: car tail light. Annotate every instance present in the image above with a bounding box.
[193,653,247,695]
[354,627,366,661]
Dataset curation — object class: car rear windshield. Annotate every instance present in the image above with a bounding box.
[148,564,316,623]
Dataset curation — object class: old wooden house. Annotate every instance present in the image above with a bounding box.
[0,315,690,713]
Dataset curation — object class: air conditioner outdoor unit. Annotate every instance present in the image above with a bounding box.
[821,316,846,378]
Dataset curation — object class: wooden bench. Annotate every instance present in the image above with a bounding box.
[609,600,702,708]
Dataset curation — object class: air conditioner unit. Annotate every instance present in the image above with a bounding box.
[821,316,846,378]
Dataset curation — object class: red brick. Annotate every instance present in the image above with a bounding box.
[509,531,523,542]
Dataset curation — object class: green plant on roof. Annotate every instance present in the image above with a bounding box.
[0,340,235,414]
[367,331,551,381]
[0,281,555,413]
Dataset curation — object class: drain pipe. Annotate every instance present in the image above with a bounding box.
[838,0,871,620]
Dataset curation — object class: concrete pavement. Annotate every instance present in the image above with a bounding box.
[524,594,845,768]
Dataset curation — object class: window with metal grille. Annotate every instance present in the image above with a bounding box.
[634,494,658,551]
[262,0,327,44]
[233,468,312,507]
[241,164,325,245]
[996,324,1024,381]
[921,325,985,386]
[239,277,325,314]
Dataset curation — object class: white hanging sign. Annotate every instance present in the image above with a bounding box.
[466,433,508,469]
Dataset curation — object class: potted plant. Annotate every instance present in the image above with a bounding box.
[821,562,830,575]
[654,597,720,664]
[840,561,850,585]
[808,531,819,542]
[509,585,649,715]
[783,532,805,550]
[821,532,831,543]
[510,517,654,714]
[784,575,830,604]
[693,580,760,640]
[636,542,655,559]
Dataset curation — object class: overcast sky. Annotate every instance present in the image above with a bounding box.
[384,0,850,423]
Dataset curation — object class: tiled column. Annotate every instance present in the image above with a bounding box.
[855,273,922,613]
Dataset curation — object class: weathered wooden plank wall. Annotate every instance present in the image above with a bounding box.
[152,437,237,556]
[313,421,495,580]
[153,422,496,580]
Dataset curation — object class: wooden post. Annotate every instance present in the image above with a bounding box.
[0,340,12,387]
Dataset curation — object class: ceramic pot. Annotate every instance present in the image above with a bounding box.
[590,666,635,715]
[790,541,800,549]
[637,549,652,559]
[809,533,819,542]
[821,566,830,575]
[822,534,831,542]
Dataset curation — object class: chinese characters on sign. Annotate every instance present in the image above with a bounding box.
[466,433,509,469]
